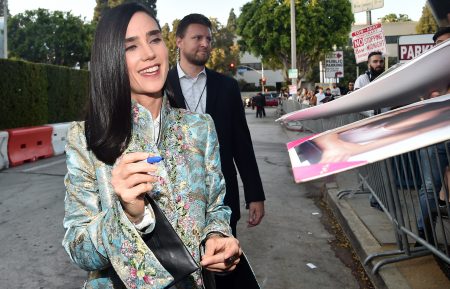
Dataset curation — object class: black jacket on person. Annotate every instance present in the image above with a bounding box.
[167,67,266,227]
[255,94,266,107]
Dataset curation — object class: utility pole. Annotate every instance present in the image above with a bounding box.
[261,62,264,93]
[366,10,372,25]
[290,0,297,98]
[2,0,7,59]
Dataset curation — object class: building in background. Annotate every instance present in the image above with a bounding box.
[235,52,284,89]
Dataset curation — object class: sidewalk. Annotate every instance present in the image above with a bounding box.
[281,115,450,289]
[237,107,361,289]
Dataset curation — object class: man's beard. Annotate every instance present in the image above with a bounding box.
[369,66,384,80]
[183,50,210,66]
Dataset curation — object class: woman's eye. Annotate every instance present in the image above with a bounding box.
[125,45,136,51]
[149,37,162,44]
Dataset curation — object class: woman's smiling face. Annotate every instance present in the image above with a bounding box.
[125,12,168,99]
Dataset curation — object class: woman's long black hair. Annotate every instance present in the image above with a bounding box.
[85,3,160,165]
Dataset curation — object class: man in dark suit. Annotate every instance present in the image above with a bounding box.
[167,13,265,238]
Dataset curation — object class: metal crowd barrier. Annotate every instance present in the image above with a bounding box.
[281,99,450,278]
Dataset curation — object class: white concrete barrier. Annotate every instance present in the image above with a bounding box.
[47,123,71,156]
[0,131,9,170]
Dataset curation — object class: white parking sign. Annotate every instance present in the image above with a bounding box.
[325,51,344,79]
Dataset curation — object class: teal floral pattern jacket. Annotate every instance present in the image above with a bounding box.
[62,99,232,289]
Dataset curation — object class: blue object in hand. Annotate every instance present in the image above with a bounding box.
[146,156,163,164]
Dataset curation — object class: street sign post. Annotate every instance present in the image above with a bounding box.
[351,23,387,64]
[0,17,4,58]
[288,85,297,95]
[325,51,344,79]
[288,69,298,79]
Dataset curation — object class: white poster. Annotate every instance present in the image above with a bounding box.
[351,23,387,64]
[325,51,344,79]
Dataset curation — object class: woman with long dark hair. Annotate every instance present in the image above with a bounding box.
[62,3,240,288]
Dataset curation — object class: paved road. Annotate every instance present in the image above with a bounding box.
[237,107,358,289]
[0,107,359,289]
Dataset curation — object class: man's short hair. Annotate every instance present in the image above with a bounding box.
[367,51,383,61]
[176,13,212,38]
[433,26,450,43]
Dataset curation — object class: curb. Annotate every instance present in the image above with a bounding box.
[324,181,412,289]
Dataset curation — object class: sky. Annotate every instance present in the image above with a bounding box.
[8,0,427,26]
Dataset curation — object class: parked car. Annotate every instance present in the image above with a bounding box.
[264,93,279,106]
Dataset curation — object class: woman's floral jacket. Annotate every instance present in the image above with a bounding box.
[62,99,232,289]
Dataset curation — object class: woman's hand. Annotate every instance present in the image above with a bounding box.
[111,152,157,223]
[200,235,242,272]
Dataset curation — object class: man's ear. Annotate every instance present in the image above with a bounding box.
[176,37,182,48]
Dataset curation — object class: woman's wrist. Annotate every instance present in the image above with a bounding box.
[124,207,146,224]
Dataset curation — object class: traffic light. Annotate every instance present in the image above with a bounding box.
[229,63,236,76]
[262,78,266,85]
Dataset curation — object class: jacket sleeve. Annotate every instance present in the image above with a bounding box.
[62,122,111,271]
[229,79,266,204]
[201,115,233,240]
[62,122,174,288]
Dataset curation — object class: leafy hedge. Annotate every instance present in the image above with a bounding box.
[0,59,89,129]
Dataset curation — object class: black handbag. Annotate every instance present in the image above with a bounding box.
[214,252,261,289]
[142,195,200,288]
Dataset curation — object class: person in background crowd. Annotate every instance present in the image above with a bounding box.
[354,51,385,90]
[346,82,355,94]
[315,87,326,105]
[308,90,317,106]
[301,88,310,105]
[255,92,266,118]
[321,87,334,103]
[298,87,307,103]
[330,83,341,98]
[62,4,241,288]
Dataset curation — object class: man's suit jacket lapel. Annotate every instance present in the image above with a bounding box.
[205,68,218,115]
[167,68,186,109]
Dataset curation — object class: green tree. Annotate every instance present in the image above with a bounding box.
[8,9,92,67]
[161,20,179,67]
[416,4,438,34]
[208,16,240,74]
[227,8,237,33]
[93,0,157,22]
[0,0,4,16]
[380,13,411,23]
[236,0,353,82]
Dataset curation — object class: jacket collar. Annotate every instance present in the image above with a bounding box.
[127,95,171,153]
[168,66,218,115]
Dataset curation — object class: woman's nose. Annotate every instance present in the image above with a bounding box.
[141,45,156,61]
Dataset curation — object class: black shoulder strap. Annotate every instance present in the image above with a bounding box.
[142,195,199,286]
[365,70,373,82]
